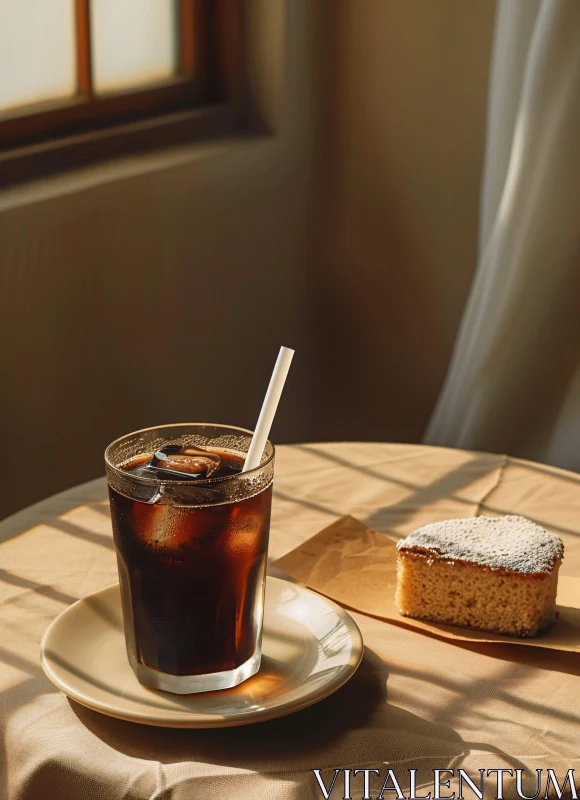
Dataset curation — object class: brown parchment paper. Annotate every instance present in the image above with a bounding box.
[274,515,580,651]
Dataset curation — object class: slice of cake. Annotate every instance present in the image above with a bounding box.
[395,515,563,637]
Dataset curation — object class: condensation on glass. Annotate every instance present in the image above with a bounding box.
[0,0,76,112]
[90,0,179,94]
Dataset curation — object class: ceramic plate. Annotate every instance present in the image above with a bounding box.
[41,577,363,728]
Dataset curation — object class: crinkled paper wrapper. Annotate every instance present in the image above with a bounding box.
[274,515,580,651]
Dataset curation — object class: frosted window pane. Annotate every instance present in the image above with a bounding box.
[91,0,178,93]
[0,0,76,112]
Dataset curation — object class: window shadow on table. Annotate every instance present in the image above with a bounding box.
[0,567,77,607]
[294,445,501,515]
[289,444,580,541]
[70,648,469,792]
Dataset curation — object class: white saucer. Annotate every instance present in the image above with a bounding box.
[41,577,363,728]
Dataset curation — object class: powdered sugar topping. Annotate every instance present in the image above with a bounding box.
[397,515,564,574]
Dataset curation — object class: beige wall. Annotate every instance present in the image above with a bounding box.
[311,0,496,442]
[0,1,497,517]
[0,0,317,517]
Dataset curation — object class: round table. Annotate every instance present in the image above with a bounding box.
[1,443,579,800]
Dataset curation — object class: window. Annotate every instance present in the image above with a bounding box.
[0,0,243,185]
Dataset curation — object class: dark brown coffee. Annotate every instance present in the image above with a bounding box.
[109,448,272,676]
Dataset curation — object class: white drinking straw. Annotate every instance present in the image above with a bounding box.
[243,346,295,472]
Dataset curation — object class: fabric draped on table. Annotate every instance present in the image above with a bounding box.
[2,444,580,799]
[426,0,580,472]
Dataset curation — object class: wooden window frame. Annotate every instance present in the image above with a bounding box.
[0,0,244,187]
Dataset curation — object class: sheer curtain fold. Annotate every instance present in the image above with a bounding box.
[425,0,580,471]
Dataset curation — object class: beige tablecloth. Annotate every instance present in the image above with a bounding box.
[1,443,579,799]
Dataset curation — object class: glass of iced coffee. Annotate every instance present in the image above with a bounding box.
[105,423,274,694]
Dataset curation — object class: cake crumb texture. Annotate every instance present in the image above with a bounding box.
[395,515,563,637]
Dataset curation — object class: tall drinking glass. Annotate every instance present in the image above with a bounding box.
[105,423,274,694]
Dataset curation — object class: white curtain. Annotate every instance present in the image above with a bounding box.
[425,0,580,471]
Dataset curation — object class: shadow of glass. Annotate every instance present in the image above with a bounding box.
[70,647,468,783]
